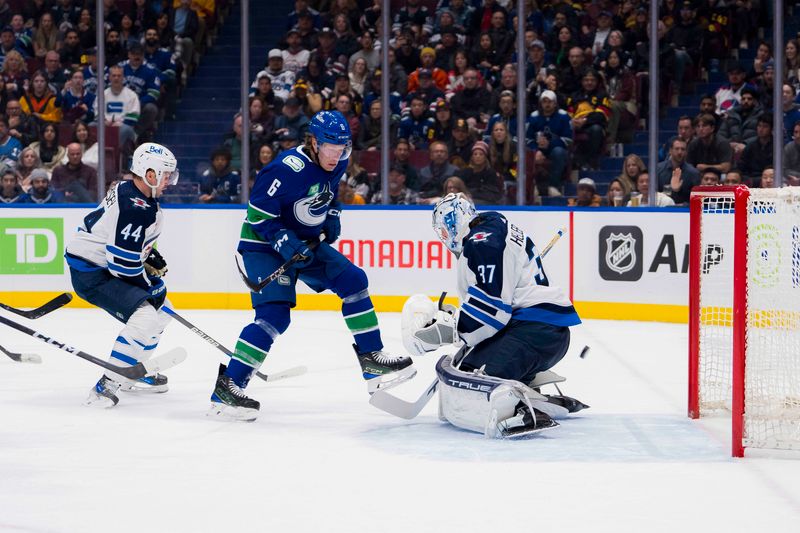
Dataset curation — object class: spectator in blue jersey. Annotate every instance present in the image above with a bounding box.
[0,26,26,65]
[20,168,63,204]
[0,114,22,166]
[123,42,161,140]
[143,26,178,119]
[0,168,22,203]
[526,90,572,197]
[398,95,430,149]
[61,69,95,124]
[199,147,241,204]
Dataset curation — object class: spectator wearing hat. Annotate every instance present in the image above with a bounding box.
[687,113,733,176]
[568,177,602,207]
[486,90,518,140]
[586,10,614,58]
[200,147,241,204]
[456,140,504,205]
[715,62,756,116]
[282,28,311,75]
[0,169,22,203]
[398,94,431,149]
[444,0,474,33]
[261,49,295,101]
[392,0,433,38]
[121,42,161,140]
[719,87,763,156]
[418,140,459,200]
[426,98,455,144]
[526,89,572,196]
[447,118,474,168]
[312,26,338,71]
[371,164,420,206]
[0,26,24,64]
[431,28,461,71]
[407,47,448,93]
[9,16,32,57]
[349,29,380,72]
[274,96,310,141]
[738,114,774,183]
[20,168,63,204]
[449,68,491,129]
[524,39,548,89]
[293,10,319,51]
[405,67,445,108]
[276,128,301,154]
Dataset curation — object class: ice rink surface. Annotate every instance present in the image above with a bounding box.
[1,308,799,533]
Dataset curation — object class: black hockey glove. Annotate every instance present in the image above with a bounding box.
[144,248,168,277]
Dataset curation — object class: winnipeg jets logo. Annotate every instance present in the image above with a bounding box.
[469,232,492,243]
[131,197,149,209]
[293,183,334,226]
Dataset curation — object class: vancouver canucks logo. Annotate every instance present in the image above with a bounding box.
[293,182,334,226]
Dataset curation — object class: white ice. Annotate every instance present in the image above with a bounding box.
[1,309,799,533]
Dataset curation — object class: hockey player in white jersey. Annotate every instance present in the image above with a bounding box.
[402,193,587,437]
[65,142,179,407]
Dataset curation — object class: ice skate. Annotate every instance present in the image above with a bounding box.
[86,375,121,408]
[208,367,260,422]
[497,404,559,438]
[354,344,416,393]
[119,373,169,394]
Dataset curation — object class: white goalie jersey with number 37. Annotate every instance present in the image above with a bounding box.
[454,211,580,347]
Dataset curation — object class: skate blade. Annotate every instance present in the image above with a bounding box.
[366,365,417,394]
[119,383,169,394]
[207,402,259,422]
[499,418,559,439]
[85,393,118,409]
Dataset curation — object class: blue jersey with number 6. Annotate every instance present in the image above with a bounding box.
[456,212,580,347]
[239,146,346,254]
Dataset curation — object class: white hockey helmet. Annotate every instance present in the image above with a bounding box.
[432,193,477,256]
[130,142,179,196]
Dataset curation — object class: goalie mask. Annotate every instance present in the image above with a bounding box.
[130,142,179,197]
[432,193,477,256]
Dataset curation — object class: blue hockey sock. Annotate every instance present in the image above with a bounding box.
[226,358,255,388]
[342,289,383,354]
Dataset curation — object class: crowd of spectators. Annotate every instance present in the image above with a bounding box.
[199,0,800,207]
[0,0,224,205]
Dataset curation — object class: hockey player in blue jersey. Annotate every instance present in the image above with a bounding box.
[65,142,179,407]
[401,193,587,437]
[209,110,416,421]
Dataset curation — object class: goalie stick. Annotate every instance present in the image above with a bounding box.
[0,314,187,379]
[161,306,307,383]
[235,239,322,294]
[0,292,73,319]
[0,343,42,364]
[369,226,567,419]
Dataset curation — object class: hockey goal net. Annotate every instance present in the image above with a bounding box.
[689,185,800,457]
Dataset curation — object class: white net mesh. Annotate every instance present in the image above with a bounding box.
[743,189,800,450]
[698,196,736,412]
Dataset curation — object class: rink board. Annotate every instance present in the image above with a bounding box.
[0,205,689,322]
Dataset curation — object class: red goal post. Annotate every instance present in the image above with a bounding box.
[689,185,800,457]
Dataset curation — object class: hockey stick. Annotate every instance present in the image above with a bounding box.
[369,227,567,419]
[162,306,307,383]
[235,239,322,294]
[0,314,186,379]
[0,343,42,364]
[0,293,73,319]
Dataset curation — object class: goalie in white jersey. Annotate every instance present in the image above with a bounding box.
[65,142,179,407]
[403,193,587,437]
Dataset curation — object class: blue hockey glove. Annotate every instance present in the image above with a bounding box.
[147,277,167,309]
[273,229,314,268]
[322,207,341,244]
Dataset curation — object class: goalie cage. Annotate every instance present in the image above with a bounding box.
[689,185,800,457]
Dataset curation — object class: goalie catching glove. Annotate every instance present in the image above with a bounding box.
[401,294,461,357]
[144,248,168,277]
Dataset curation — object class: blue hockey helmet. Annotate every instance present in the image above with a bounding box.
[308,110,352,161]
[432,193,477,256]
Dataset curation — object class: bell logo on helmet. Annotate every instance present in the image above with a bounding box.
[146,145,164,155]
